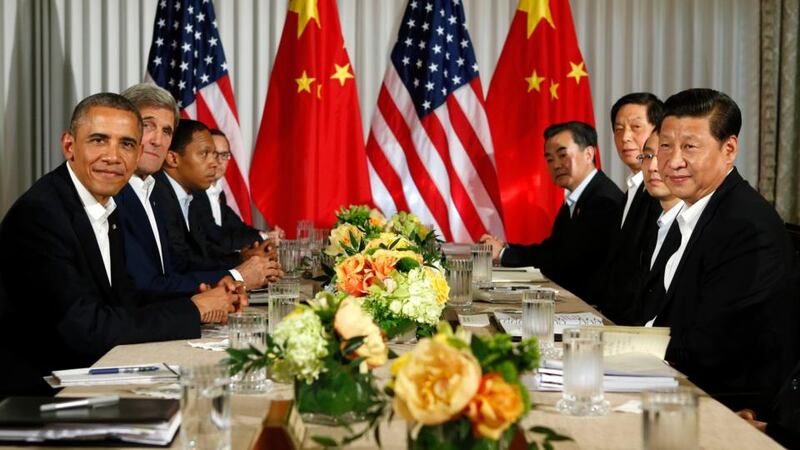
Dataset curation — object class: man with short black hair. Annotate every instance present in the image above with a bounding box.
[481,121,624,301]
[0,93,241,395]
[654,88,798,416]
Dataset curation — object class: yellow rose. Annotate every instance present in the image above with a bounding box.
[425,267,449,304]
[393,338,481,425]
[333,297,388,368]
[464,373,525,440]
[369,208,387,228]
[325,223,363,256]
[365,232,413,252]
[335,254,374,296]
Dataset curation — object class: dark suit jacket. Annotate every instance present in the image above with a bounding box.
[634,221,681,326]
[654,169,800,415]
[767,359,800,449]
[594,182,662,323]
[152,171,240,273]
[200,189,262,253]
[501,170,624,302]
[115,183,226,294]
[0,164,201,396]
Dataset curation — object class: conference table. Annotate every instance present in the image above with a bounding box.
[4,281,783,449]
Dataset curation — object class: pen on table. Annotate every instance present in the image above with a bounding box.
[40,395,120,412]
[88,365,160,375]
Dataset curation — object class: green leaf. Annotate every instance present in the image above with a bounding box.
[528,443,541,450]
[529,426,555,435]
[543,442,554,450]
[311,435,338,448]
[395,256,421,272]
[342,335,366,356]
[546,435,573,442]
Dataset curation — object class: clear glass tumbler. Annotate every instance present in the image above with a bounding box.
[278,239,302,279]
[521,288,557,356]
[180,364,231,450]
[642,387,699,450]
[268,281,300,335]
[556,328,609,416]
[227,311,269,393]
[446,255,473,310]
[470,243,493,289]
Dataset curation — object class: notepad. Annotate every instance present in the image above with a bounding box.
[0,397,180,446]
[47,363,179,388]
[494,311,604,337]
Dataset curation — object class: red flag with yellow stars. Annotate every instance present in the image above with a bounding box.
[250,0,371,235]
[486,0,597,245]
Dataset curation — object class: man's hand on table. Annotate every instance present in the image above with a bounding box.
[192,283,238,323]
[737,409,767,433]
[479,234,505,263]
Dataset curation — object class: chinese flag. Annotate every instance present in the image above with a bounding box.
[250,0,371,236]
[486,0,597,244]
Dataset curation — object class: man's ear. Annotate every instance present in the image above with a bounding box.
[163,150,180,169]
[722,135,738,165]
[61,131,75,161]
[584,145,596,164]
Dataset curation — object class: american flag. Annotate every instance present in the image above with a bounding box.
[145,0,252,223]
[365,0,504,242]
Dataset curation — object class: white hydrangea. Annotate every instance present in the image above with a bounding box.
[271,308,329,384]
[403,267,445,325]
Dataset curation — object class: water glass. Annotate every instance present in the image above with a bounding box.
[471,243,493,288]
[556,328,609,416]
[180,364,231,450]
[278,239,302,278]
[446,255,473,310]
[522,288,556,355]
[296,219,314,242]
[642,387,699,450]
[227,311,269,393]
[268,281,300,335]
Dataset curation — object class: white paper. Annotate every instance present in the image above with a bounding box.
[48,363,179,387]
[458,314,490,327]
[188,339,229,352]
[491,267,547,283]
[493,311,604,337]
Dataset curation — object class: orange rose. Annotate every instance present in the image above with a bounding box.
[334,296,388,368]
[335,254,374,296]
[369,249,423,280]
[464,373,524,440]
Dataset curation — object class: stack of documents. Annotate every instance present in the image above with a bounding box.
[0,397,180,446]
[48,363,179,387]
[491,266,547,283]
[494,311,604,336]
[535,352,681,393]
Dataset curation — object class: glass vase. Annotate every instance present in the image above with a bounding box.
[407,421,519,450]
[293,367,381,426]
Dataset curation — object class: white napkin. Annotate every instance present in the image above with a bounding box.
[187,339,229,352]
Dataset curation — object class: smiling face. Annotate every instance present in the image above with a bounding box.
[657,115,737,206]
[544,130,595,191]
[167,129,218,191]
[136,106,176,177]
[613,103,655,172]
[62,106,142,204]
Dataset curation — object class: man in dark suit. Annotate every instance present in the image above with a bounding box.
[0,93,241,395]
[154,119,281,284]
[654,88,799,416]
[481,121,624,301]
[593,93,664,323]
[115,84,277,293]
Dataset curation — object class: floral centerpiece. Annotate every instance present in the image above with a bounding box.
[323,205,446,339]
[389,323,572,450]
[224,292,389,439]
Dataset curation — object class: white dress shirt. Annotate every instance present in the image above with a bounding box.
[206,180,224,227]
[128,175,165,272]
[164,172,193,230]
[66,163,116,286]
[565,168,597,217]
[620,171,644,227]
[649,201,685,270]
[663,193,715,292]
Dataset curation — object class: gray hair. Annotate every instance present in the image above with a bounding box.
[120,83,180,128]
[69,92,143,137]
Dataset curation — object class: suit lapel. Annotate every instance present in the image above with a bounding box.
[108,211,129,299]
[120,185,166,275]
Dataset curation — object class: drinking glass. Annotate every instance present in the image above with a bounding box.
[278,239,302,279]
[522,288,556,356]
[446,255,473,310]
[227,311,269,393]
[180,364,231,450]
[642,387,699,450]
[268,281,300,335]
[471,243,493,288]
[556,328,609,416]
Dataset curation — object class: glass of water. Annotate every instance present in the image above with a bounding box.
[268,281,300,335]
[471,243,493,289]
[642,387,699,450]
[556,328,609,416]
[446,255,473,310]
[278,239,302,279]
[227,311,269,393]
[521,288,556,356]
[180,363,231,450]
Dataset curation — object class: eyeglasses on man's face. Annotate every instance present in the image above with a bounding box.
[214,151,232,161]
[636,153,656,161]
